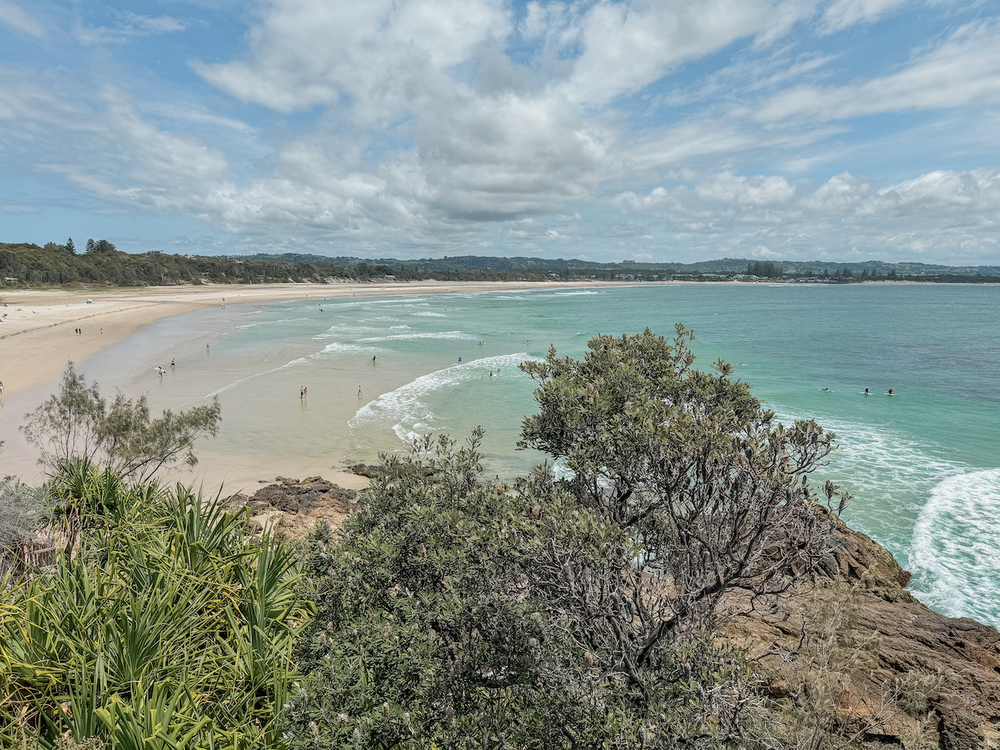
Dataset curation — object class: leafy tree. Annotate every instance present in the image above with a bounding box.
[21,364,221,482]
[518,326,847,647]
[288,432,755,748]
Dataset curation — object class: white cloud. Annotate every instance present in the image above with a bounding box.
[820,0,911,33]
[192,0,510,112]
[616,167,1000,262]
[74,12,187,45]
[0,0,44,38]
[558,0,817,106]
[696,171,796,206]
[756,19,1000,121]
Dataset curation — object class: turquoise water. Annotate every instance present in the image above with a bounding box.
[5,284,998,624]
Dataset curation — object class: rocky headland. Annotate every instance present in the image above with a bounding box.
[237,477,1000,749]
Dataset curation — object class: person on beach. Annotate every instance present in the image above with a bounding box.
[372,355,376,363]
[0,381,4,394]
[206,343,210,352]
[171,358,175,368]
[358,385,363,398]
[300,387,304,399]
[304,386,307,398]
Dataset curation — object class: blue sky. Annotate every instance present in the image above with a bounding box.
[1,0,998,264]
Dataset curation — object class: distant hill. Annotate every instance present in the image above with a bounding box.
[241,252,1000,278]
[2,241,998,288]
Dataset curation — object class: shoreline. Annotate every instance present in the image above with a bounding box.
[0,280,622,398]
[2,276,993,398]
[0,279,630,491]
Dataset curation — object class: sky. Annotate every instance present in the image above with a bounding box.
[1,0,998,264]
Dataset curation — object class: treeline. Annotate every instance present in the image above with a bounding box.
[0,242,574,287]
[2,240,998,288]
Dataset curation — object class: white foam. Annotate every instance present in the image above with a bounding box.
[349,353,537,440]
[312,342,386,357]
[356,331,478,343]
[411,312,448,317]
[554,290,604,296]
[910,469,1000,624]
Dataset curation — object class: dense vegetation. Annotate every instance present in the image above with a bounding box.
[1,240,998,288]
[0,466,309,749]
[0,328,951,748]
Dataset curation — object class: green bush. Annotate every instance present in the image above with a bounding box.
[0,468,311,749]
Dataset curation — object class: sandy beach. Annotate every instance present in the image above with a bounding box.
[0,280,607,398]
[0,279,603,490]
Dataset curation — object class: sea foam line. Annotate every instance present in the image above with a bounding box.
[349,353,537,443]
[203,356,308,399]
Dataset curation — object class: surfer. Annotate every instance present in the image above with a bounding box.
[888,388,894,395]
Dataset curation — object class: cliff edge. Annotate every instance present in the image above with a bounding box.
[723,517,1000,749]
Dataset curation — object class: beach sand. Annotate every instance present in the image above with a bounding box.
[0,280,599,492]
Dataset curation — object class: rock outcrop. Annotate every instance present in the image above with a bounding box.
[235,476,1000,747]
[232,476,358,538]
[723,517,1000,749]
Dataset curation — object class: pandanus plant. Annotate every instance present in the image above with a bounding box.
[0,465,312,750]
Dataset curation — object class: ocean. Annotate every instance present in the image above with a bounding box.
[3,283,999,625]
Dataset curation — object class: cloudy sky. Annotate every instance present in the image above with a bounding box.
[1,0,998,264]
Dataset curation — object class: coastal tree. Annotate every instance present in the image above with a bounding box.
[518,326,848,648]
[288,431,755,748]
[66,237,75,254]
[21,364,222,482]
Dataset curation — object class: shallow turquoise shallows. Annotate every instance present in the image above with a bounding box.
[65,284,1000,625]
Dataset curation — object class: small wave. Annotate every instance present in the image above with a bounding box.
[349,353,537,439]
[411,312,448,318]
[357,331,478,343]
[203,357,306,399]
[910,468,1000,625]
[312,342,386,357]
[555,290,603,296]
